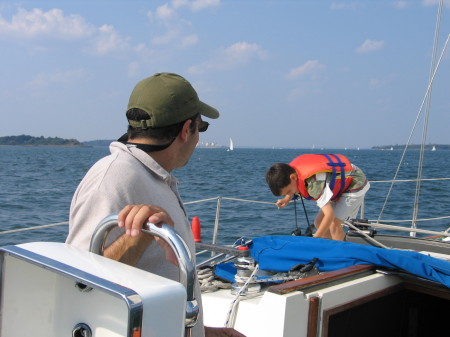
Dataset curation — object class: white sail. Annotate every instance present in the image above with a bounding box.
[229,138,234,151]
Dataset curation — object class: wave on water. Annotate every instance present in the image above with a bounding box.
[1,146,450,246]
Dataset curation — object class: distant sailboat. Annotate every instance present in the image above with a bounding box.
[227,138,234,151]
[432,145,436,151]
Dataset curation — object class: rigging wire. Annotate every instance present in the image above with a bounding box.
[377,33,450,224]
[412,0,444,237]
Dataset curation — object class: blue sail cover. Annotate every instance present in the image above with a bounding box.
[249,236,450,288]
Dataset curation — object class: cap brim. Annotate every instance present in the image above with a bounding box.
[199,101,220,119]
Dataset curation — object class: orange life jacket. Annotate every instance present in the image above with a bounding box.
[289,154,354,200]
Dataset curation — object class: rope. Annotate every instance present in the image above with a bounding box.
[218,197,275,206]
[184,196,275,206]
[184,197,222,205]
[197,267,231,292]
[0,221,68,235]
[224,264,260,328]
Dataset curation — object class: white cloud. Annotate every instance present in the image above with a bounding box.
[150,6,197,47]
[152,29,179,45]
[134,43,146,53]
[90,24,131,55]
[149,0,219,47]
[223,42,267,63]
[190,0,221,12]
[156,3,176,20]
[171,0,221,11]
[181,34,199,47]
[286,60,325,80]
[0,8,94,39]
[356,39,384,53]
[0,7,142,57]
[27,68,88,88]
[172,0,189,9]
[187,42,267,74]
[151,25,199,48]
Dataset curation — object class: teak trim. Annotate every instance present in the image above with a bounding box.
[307,296,320,337]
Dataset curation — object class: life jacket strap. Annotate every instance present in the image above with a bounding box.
[322,154,347,200]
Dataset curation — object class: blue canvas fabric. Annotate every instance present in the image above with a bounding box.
[214,262,239,282]
[248,235,450,288]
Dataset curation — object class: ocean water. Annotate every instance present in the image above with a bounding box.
[1,145,450,247]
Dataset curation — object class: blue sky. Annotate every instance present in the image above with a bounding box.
[0,0,449,149]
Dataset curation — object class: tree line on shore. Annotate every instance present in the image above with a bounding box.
[0,135,83,146]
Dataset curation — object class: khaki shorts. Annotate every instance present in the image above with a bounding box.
[333,183,370,221]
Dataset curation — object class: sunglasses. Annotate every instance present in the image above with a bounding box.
[198,121,209,132]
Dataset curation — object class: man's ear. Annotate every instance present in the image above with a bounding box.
[179,119,192,142]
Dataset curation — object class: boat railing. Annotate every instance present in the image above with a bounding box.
[184,196,274,246]
[1,179,450,245]
[361,177,450,223]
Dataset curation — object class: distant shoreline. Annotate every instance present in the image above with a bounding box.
[1,135,449,150]
[0,135,84,147]
[372,144,449,150]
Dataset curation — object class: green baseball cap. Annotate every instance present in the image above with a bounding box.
[127,72,219,129]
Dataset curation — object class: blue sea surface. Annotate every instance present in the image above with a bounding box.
[1,145,449,246]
